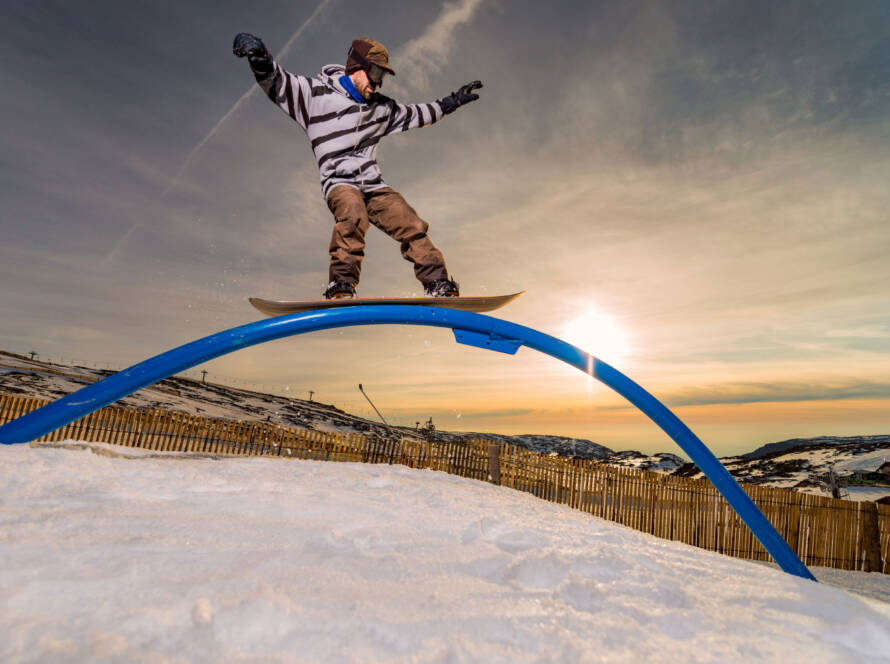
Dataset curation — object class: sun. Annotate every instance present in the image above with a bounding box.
[559,304,630,366]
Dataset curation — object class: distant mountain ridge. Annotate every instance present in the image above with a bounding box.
[2,350,887,500]
[742,435,890,460]
[675,438,890,501]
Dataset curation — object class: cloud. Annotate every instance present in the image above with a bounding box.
[651,380,890,409]
[825,326,890,340]
[441,408,536,419]
[391,0,487,91]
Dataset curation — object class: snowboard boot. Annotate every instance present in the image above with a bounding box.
[323,280,357,299]
[423,277,460,298]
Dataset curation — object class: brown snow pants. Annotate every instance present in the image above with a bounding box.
[326,185,449,287]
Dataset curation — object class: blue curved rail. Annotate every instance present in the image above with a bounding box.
[0,305,816,580]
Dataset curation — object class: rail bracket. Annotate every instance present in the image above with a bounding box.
[452,329,523,355]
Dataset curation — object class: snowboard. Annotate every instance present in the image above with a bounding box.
[249,291,524,317]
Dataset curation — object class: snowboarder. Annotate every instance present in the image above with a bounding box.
[233,33,483,299]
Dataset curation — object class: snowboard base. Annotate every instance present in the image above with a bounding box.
[249,292,524,317]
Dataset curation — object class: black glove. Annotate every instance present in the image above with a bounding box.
[233,32,273,76]
[438,81,483,115]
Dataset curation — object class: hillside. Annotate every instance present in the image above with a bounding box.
[675,436,890,501]
[2,350,888,500]
[0,350,619,461]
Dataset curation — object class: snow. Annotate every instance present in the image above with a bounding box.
[607,451,686,473]
[2,442,890,662]
[706,442,890,501]
[834,449,890,474]
[844,486,890,502]
[5,351,889,497]
[0,352,397,438]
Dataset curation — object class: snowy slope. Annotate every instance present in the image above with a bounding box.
[0,351,713,471]
[676,438,890,501]
[0,351,397,437]
[3,350,888,498]
[0,351,617,460]
[602,450,687,473]
[744,435,890,460]
[1,442,889,663]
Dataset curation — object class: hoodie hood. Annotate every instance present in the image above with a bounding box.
[319,64,349,95]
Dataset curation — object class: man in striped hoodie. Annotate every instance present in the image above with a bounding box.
[233,33,482,299]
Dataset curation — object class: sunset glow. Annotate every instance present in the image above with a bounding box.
[560,305,631,368]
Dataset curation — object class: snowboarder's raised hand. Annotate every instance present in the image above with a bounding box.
[438,81,483,115]
[233,32,273,77]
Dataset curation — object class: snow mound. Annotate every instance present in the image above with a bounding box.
[2,442,890,662]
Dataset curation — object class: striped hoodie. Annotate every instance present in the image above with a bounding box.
[256,62,445,199]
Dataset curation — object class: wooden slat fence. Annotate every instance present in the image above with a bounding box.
[2,393,887,573]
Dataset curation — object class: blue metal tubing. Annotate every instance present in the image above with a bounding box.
[0,305,816,580]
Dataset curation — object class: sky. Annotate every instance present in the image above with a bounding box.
[1,0,889,456]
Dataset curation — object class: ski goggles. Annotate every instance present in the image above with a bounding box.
[365,63,389,86]
[348,46,390,86]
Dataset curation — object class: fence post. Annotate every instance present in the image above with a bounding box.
[487,443,501,485]
[858,501,883,572]
[786,501,801,556]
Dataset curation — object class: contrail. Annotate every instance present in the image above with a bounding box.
[163,0,335,198]
[391,0,487,93]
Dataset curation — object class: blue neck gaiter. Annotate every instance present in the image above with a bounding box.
[339,74,367,103]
